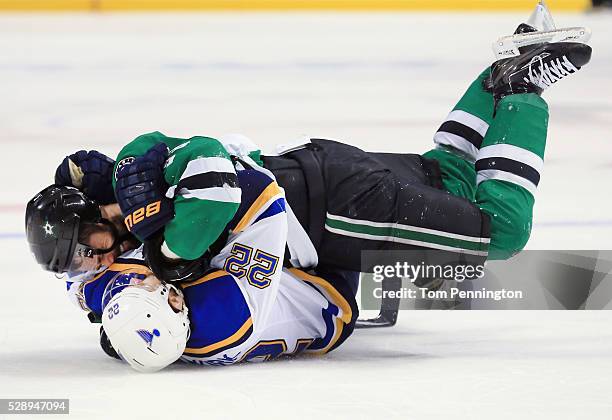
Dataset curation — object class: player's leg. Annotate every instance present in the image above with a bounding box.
[268,37,590,270]
[424,10,591,259]
[470,36,592,259]
[472,93,547,260]
[309,139,490,271]
[422,67,494,200]
[315,38,591,268]
[421,67,543,260]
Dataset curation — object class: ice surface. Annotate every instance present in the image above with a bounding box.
[1,11,611,419]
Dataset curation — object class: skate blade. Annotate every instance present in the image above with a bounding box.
[492,27,592,60]
[527,1,556,32]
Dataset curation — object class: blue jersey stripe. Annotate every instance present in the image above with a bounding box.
[227,169,275,231]
[82,271,116,317]
[308,308,336,351]
[253,197,286,225]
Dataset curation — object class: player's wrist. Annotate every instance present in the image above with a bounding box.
[100,203,122,221]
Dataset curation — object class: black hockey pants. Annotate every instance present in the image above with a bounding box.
[262,139,490,273]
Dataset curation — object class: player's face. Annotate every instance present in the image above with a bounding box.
[138,276,185,313]
[88,230,119,267]
[83,228,120,270]
[69,224,122,272]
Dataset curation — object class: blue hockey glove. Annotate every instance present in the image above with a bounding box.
[55,150,116,204]
[115,143,174,241]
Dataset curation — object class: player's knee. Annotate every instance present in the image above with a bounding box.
[478,180,535,260]
[506,221,531,255]
[489,217,532,260]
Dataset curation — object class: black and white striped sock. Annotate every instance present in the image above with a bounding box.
[475,144,543,196]
[434,110,490,161]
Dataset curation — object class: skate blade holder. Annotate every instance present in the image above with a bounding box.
[492,27,592,60]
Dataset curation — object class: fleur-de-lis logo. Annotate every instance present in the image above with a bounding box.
[136,329,160,347]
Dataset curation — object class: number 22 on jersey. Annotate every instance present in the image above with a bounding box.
[224,243,279,289]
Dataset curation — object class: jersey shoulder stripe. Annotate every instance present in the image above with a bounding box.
[168,156,241,202]
[231,170,285,233]
[253,197,286,225]
[233,182,283,233]
[181,270,253,358]
[177,171,239,192]
[171,186,242,203]
[181,155,236,179]
[166,157,241,204]
[161,137,242,205]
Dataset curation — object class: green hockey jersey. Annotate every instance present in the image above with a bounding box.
[113,131,245,260]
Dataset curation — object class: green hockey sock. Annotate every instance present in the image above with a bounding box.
[475,93,549,259]
[433,68,495,162]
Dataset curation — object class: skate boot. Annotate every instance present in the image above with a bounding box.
[483,1,552,92]
[490,41,592,105]
[482,23,539,92]
[486,1,592,105]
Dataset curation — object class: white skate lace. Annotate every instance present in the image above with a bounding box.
[525,54,579,89]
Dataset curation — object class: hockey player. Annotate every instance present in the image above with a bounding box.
[27,2,592,288]
[26,179,359,372]
[24,2,593,372]
[37,184,359,372]
[89,255,358,372]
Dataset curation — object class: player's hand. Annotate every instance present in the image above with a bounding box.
[115,143,174,241]
[144,231,212,283]
[99,326,121,360]
[55,150,116,204]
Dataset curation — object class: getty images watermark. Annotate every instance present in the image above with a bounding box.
[361,250,612,310]
[371,261,524,302]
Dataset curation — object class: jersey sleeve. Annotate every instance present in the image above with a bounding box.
[210,169,288,331]
[66,248,150,320]
[113,132,241,260]
[216,133,264,166]
[66,270,100,313]
[66,263,149,320]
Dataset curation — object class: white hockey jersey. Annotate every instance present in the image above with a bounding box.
[180,266,356,365]
[68,165,357,366]
[69,255,356,366]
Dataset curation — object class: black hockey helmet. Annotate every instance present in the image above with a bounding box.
[25,184,103,273]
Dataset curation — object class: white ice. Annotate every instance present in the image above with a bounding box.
[1,11,611,420]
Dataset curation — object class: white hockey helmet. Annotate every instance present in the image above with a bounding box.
[101,273,190,373]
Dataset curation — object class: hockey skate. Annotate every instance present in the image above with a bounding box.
[492,1,591,60]
[490,42,592,104]
[487,1,592,105]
